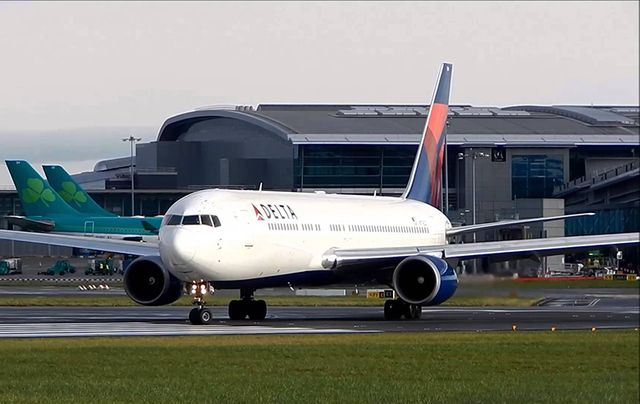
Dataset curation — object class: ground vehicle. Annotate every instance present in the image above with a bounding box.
[85,258,119,275]
[0,258,22,275]
[40,260,76,275]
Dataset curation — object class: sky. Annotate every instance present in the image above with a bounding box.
[0,1,638,186]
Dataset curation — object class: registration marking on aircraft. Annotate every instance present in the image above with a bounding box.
[0,322,379,339]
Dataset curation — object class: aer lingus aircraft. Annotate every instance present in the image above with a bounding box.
[42,164,117,217]
[0,63,637,325]
[4,160,161,240]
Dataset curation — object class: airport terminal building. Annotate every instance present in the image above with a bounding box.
[1,103,638,271]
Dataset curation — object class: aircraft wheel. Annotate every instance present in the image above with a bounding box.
[248,300,267,320]
[189,308,201,325]
[404,304,422,320]
[198,308,212,325]
[384,300,401,320]
[413,305,423,319]
[228,300,246,320]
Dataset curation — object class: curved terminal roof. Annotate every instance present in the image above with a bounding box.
[157,104,639,147]
[158,109,294,143]
[93,157,134,172]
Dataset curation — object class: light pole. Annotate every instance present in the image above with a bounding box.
[458,148,490,273]
[122,135,141,216]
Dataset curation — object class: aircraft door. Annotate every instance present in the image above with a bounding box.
[84,221,95,236]
[239,209,254,248]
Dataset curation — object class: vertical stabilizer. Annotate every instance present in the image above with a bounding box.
[43,165,117,217]
[5,160,80,217]
[402,63,452,207]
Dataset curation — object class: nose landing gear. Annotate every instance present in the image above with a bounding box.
[228,288,267,320]
[187,280,214,325]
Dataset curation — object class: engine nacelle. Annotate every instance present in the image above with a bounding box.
[123,256,182,306]
[392,255,458,305]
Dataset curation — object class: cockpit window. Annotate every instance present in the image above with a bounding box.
[166,215,182,226]
[164,214,220,227]
[182,215,201,225]
[201,215,213,226]
[200,215,221,227]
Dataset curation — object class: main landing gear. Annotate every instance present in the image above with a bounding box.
[384,299,422,320]
[187,280,214,325]
[185,283,268,324]
[228,288,267,320]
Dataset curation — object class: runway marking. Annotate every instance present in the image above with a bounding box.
[0,322,377,338]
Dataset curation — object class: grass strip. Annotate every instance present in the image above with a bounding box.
[489,279,639,289]
[0,331,637,403]
[0,294,540,307]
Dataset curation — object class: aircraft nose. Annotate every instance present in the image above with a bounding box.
[162,227,197,266]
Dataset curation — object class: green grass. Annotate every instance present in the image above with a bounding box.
[0,331,637,403]
[0,279,123,287]
[496,279,639,289]
[0,294,540,307]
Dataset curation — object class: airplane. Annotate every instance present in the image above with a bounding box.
[42,164,117,217]
[4,160,162,241]
[0,63,637,325]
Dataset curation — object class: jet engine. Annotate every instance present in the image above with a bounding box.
[123,256,182,306]
[392,255,458,306]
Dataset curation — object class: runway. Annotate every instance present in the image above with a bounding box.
[0,304,637,338]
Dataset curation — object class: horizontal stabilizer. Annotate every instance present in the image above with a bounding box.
[141,220,160,234]
[446,213,595,237]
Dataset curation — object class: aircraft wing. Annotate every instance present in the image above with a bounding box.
[0,230,159,256]
[4,216,55,232]
[446,213,595,237]
[322,232,639,270]
[442,233,638,261]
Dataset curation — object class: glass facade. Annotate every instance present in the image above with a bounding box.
[0,196,16,216]
[294,145,416,189]
[512,155,563,198]
[566,207,640,236]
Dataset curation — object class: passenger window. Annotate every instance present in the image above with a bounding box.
[167,215,182,226]
[182,215,200,225]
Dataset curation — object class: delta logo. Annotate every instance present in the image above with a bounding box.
[252,203,298,221]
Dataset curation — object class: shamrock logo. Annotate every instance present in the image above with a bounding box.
[58,181,87,207]
[22,178,56,207]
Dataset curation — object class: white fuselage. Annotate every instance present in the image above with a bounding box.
[159,189,451,283]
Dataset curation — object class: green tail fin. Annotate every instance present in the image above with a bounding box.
[43,165,117,217]
[5,160,81,217]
